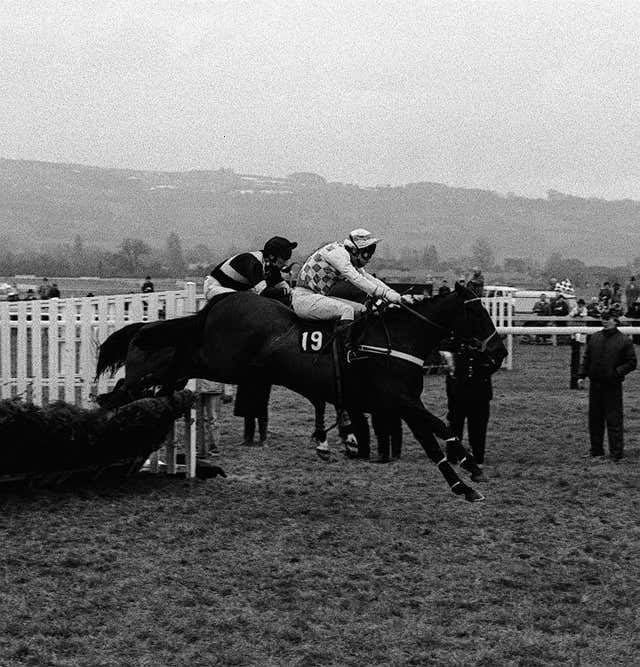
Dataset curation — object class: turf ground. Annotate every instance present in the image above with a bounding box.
[1,344,639,666]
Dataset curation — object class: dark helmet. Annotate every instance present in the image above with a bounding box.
[263,236,298,260]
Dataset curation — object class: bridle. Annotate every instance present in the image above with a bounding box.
[354,294,498,367]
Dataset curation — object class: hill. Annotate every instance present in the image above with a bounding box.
[1,158,638,264]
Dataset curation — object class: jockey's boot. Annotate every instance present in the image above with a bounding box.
[258,417,268,446]
[334,320,355,362]
[241,417,255,446]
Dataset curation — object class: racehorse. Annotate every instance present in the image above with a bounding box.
[95,283,507,502]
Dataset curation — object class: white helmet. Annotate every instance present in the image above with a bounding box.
[344,228,380,251]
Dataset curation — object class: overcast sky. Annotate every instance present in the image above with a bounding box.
[2,1,639,199]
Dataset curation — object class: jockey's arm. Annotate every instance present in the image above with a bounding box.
[323,246,401,303]
[360,269,398,298]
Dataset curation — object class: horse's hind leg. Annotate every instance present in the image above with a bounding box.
[400,405,484,503]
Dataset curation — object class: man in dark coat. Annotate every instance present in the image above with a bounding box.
[468,268,484,297]
[443,338,501,473]
[578,312,637,461]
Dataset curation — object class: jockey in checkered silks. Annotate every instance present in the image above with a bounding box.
[292,229,402,326]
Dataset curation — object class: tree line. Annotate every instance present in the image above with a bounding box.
[1,232,637,287]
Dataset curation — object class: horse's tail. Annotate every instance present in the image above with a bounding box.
[95,322,147,379]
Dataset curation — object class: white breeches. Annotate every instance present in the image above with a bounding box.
[203,275,235,301]
[292,287,366,321]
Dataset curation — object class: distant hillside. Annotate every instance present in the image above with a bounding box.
[1,158,638,264]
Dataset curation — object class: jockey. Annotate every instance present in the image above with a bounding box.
[292,228,402,323]
[204,236,297,301]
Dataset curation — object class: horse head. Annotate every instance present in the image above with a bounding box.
[407,283,507,371]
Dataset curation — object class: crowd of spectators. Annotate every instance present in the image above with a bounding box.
[533,277,640,320]
[3,277,61,301]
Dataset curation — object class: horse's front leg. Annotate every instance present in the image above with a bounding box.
[400,404,484,503]
[421,406,486,482]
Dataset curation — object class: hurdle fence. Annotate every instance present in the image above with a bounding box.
[0,283,205,478]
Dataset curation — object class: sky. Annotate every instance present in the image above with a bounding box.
[2,0,639,199]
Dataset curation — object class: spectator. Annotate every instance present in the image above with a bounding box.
[141,276,155,293]
[25,289,37,301]
[569,299,588,389]
[372,413,403,463]
[549,292,569,316]
[48,283,61,298]
[530,293,551,344]
[423,275,434,298]
[37,277,51,300]
[570,298,588,318]
[586,297,602,318]
[468,267,484,297]
[611,282,622,304]
[6,283,19,302]
[441,338,500,477]
[597,281,612,306]
[234,381,271,446]
[86,292,95,297]
[624,276,639,309]
[626,296,640,319]
[532,293,550,315]
[438,279,451,296]
[577,311,637,461]
[626,297,640,344]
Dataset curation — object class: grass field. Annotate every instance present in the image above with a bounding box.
[1,345,640,666]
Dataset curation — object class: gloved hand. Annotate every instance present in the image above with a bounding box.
[383,288,402,304]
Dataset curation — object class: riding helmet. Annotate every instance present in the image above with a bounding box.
[263,236,298,260]
[344,228,380,251]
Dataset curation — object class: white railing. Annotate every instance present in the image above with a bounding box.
[481,296,640,369]
[0,284,197,404]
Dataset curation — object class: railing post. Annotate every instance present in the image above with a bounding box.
[184,282,197,315]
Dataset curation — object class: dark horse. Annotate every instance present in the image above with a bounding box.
[95,283,507,502]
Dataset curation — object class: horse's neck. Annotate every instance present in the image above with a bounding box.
[368,303,448,359]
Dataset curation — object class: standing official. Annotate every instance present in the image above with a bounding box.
[578,312,637,461]
[442,339,500,475]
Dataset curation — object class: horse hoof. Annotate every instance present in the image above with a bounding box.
[315,448,335,462]
[452,482,485,502]
[344,443,360,458]
[465,488,485,502]
[471,469,486,482]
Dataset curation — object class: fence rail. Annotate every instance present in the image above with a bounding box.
[0,284,197,404]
